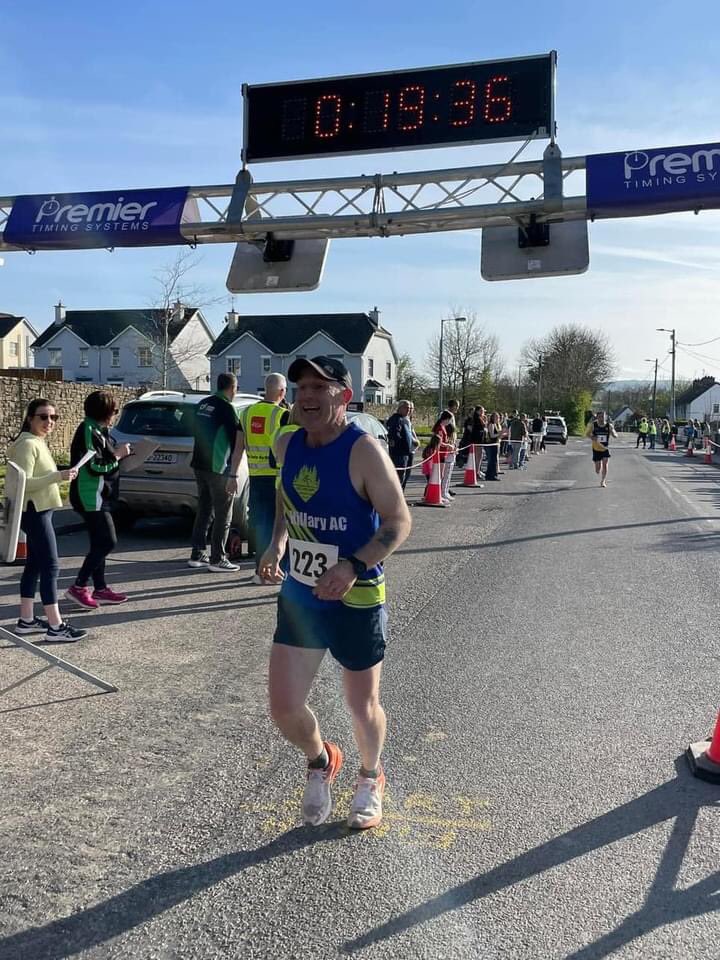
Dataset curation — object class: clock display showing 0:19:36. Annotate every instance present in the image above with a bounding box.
[299,76,513,142]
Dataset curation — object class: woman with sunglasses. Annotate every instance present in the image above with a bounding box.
[7,399,87,642]
[66,390,132,609]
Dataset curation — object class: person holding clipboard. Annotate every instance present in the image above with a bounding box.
[66,391,133,610]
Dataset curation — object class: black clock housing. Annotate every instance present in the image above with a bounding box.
[243,53,555,163]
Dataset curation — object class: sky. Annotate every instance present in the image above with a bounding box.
[1,0,719,388]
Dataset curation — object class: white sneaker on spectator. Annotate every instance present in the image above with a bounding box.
[208,559,239,572]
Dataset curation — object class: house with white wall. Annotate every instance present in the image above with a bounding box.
[0,313,38,368]
[32,302,213,389]
[675,376,720,422]
[208,308,398,405]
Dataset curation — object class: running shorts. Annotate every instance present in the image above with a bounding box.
[273,594,387,671]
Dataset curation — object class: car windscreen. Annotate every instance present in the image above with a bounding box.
[547,418,564,427]
[116,403,196,437]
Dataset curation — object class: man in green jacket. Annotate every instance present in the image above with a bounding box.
[636,417,649,449]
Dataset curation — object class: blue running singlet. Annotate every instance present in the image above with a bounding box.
[279,422,385,610]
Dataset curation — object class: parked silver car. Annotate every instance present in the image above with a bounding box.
[111,390,260,533]
[545,415,568,444]
[110,395,388,535]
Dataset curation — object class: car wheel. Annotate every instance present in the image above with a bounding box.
[231,480,250,542]
[112,506,137,532]
[561,438,567,445]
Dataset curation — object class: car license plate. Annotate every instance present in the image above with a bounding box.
[145,452,178,465]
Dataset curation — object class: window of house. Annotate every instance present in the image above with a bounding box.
[227,356,241,375]
[386,362,392,380]
[713,403,720,415]
[48,348,62,367]
[368,358,374,377]
[137,347,152,367]
[110,348,120,368]
[261,355,272,374]
[9,340,18,357]
[79,348,89,367]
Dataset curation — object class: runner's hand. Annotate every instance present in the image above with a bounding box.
[258,545,285,584]
[226,476,240,496]
[313,561,357,601]
[59,468,78,481]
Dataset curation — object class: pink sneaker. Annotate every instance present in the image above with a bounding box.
[65,585,99,609]
[93,587,129,605]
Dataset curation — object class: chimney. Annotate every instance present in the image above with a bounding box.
[369,306,380,326]
[54,300,66,326]
[226,308,239,332]
[172,299,184,322]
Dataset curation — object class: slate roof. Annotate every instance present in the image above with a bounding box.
[208,313,393,357]
[0,313,28,339]
[675,376,718,406]
[32,308,200,349]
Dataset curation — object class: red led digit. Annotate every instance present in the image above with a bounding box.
[484,75,512,123]
[314,94,342,139]
[449,79,476,127]
[397,84,425,131]
[363,90,391,133]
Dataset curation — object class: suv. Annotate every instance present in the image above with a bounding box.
[545,415,568,444]
[111,390,260,535]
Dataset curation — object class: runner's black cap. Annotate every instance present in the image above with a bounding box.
[287,355,352,389]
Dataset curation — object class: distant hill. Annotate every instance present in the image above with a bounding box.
[599,379,672,391]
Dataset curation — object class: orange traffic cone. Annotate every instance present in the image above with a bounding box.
[686,443,694,458]
[705,442,713,465]
[418,449,445,507]
[462,445,479,487]
[686,709,720,783]
[669,435,676,451]
[14,529,27,564]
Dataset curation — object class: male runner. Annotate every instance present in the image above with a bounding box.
[586,410,617,487]
[259,356,411,830]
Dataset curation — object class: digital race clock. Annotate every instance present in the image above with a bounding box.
[243,53,555,163]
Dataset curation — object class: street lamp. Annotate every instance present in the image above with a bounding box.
[644,357,658,419]
[657,328,676,421]
[438,315,466,414]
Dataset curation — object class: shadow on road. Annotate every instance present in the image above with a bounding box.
[396,516,715,556]
[0,824,346,960]
[344,762,720,957]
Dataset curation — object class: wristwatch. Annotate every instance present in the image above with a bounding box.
[345,554,368,576]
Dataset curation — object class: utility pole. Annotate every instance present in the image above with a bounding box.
[651,358,658,420]
[537,353,543,409]
[657,328,676,421]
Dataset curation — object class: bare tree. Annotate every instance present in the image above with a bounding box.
[144,250,219,389]
[396,353,429,402]
[521,323,615,407]
[425,310,504,410]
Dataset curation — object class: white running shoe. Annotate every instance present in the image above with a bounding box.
[347,769,386,830]
[302,742,343,826]
[208,558,239,572]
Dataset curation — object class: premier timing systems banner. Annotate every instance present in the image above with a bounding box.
[4,186,191,249]
[586,142,720,216]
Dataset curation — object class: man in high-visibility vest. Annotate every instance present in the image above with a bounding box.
[227,373,288,583]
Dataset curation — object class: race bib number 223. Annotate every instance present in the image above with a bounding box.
[288,538,339,586]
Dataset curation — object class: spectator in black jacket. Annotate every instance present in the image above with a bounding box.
[386,400,414,491]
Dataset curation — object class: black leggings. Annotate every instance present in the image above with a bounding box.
[75,510,117,589]
[20,504,59,605]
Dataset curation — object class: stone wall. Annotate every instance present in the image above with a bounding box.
[0,376,140,463]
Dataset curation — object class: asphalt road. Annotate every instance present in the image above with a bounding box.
[1,437,719,959]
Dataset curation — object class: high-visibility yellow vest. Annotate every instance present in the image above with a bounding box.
[239,401,286,477]
[273,423,301,488]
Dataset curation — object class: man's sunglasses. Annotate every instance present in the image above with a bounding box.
[35,413,59,422]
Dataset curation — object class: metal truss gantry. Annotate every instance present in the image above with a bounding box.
[0,151,588,253]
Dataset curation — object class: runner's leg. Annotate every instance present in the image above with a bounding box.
[269,643,326,758]
[343,662,386,772]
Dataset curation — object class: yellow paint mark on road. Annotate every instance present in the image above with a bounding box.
[422,729,448,743]
[238,784,491,849]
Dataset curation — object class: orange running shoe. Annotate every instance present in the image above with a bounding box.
[347,767,385,830]
[302,741,343,826]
